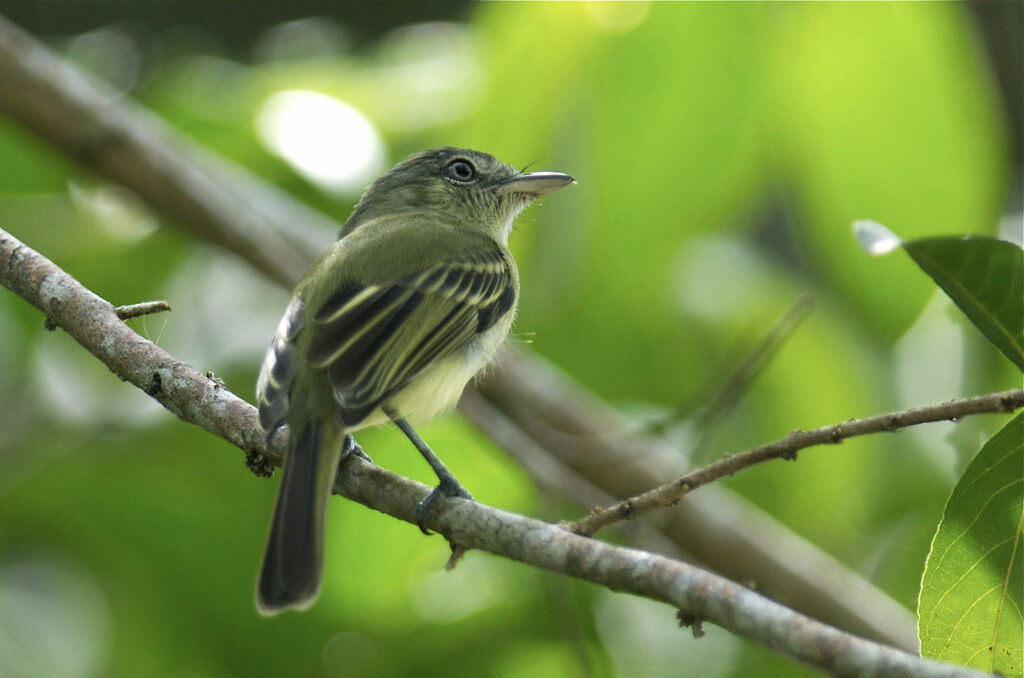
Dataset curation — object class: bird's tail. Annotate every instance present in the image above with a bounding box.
[257,419,342,615]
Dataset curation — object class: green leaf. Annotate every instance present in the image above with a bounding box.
[919,413,1023,676]
[903,236,1024,372]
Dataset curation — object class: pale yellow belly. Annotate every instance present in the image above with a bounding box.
[347,310,513,431]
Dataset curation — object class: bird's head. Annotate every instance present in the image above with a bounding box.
[342,147,574,242]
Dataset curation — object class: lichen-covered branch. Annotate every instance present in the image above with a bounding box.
[0,228,267,456]
[0,226,990,678]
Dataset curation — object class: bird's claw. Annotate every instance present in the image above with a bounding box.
[342,435,372,464]
[415,478,473,535]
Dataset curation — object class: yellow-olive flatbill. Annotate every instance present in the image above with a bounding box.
[255,147,575,614]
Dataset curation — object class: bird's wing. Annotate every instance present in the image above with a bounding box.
[256,296,305,441]
[306,246,515,426]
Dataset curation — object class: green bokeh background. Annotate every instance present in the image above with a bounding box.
[0,3,1020,677]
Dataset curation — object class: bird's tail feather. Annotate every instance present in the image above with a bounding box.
[257,419,341,615]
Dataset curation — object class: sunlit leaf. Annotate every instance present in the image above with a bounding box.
[919,413,1023,676]
[902,236,1024,372]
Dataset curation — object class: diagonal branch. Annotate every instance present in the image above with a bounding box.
[0,15,330,288]
[0,228,265,454]
[0,226,992,678]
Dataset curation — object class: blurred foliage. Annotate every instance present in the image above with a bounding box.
[0,2,1019,677]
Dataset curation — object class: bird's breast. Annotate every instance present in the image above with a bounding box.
[382,305,515,427]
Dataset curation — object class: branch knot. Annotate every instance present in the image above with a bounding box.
[245,449,275,478]
[677,610,706,638]
[145,371,162,396]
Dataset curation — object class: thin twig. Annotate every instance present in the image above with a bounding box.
[476,354,923,650]
[570,388,1024,536]
[0,227,990,678]
[45,299,170,329]
[687,295,814,462]
[115,300,172,320]
[648,294,815,441]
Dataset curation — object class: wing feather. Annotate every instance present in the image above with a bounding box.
[257,297,305,439]
[307,286,417,367]
[308,247,514,426]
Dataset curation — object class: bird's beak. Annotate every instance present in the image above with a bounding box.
[496,171,576,198]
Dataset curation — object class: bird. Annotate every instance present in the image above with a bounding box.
[254,146,574,614]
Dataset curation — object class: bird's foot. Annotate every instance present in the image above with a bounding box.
[415,477,473,535]
[342,435,372,464]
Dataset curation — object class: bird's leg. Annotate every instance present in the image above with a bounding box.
[384,407,473,534]
[341,434,372,464]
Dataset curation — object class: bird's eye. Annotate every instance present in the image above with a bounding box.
[444,159,477,183]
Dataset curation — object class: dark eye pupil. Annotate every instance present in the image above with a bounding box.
[448,160,475,181]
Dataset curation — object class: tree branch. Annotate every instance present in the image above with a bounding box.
[0,226,992,678]
[0,228,265,454]
[569,388,1024,537]
[0,15,331,288]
